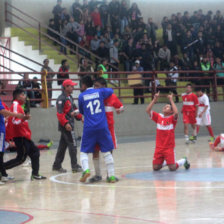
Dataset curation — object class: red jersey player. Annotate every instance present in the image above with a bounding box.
[146,92,190,171]
[181,84,199,144]
[209,134,224,151]
[89,77,124,183]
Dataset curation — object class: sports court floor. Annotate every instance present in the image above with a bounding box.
[0,135,224,224]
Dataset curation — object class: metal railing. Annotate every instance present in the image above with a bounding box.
[5,2,118,70]
[1,70,224,106]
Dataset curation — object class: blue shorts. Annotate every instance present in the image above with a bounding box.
[0,131,5,153]
[81,127,114,153]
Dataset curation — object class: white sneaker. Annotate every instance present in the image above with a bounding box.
[0,181,5,185]
[1,176,15,182]
[23,159,31,167]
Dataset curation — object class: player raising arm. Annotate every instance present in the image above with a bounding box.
[146,92,190,171]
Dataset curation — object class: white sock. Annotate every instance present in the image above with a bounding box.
[185,135,189,141]
[193,128,197,136]
[103,152,114,177]
[93,157,101,176]
[176,158,186,167]
[162,161,167,167]
[80,152,89,171]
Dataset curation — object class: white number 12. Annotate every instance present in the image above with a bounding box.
[87,100,102,115]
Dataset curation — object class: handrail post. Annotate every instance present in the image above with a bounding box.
[41,70,49,108]
[213,71,218,102]
[38,22,41,51]
[118,72,121,99]
[152,71,156,100]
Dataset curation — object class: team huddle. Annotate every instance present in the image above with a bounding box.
[0,77,222,185]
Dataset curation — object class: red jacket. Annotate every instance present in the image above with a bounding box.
[91,12,102,27]
[9,100,32,140]
[104,94,123,127]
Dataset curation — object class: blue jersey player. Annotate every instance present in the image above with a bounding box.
[78,76,116,183]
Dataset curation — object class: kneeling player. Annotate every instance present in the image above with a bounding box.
[89,77,124,183]
[146,92,190,171]
[209,134,224,151]
[195,88,215,142]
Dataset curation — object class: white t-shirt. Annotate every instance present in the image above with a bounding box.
[198,93,210,112]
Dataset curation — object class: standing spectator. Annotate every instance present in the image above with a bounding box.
[146,18,157,43]
[167,61,179,103]
[41,59,55,104]
[72,0,82,23]
[48,19,57,44]
[200,57,211,95]
[191,60,202,86]
[99,0,109,29]
[213,41,223,59]
[163,23,177,56]
[158,45,171,70]
[120,0,129,34]
[61,8,70,22]
[52,79,82,173]
[32,77,42,105]
[214,57,224,97]
[18,74,36,108]
[85,16,96,47]
[109,0,120,22]
[97,58,109,80]
[52,0,63,35]
[90,34,100,54]
[128,3,141,30]
[96,41,109,59]
[122,38,134,71]
[91,7,102,27]
[60,19,68,55]
[132,60,144,104]
[66,17,80,53]
[195,31,207,55]
[109,39,119,70]
[57,59,69,86]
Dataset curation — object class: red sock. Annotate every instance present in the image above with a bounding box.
[197,125,200,134]
[37,144,48,149]
[207,126,214,138]
[175,163,179,170]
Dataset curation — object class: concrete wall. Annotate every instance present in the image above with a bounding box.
[7,0,224,28]
[29,102,224,142]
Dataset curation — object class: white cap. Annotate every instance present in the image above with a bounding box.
[135,60,140,64]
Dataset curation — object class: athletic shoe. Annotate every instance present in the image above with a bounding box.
[47,141,53,148]
[189,136,197,142]
[72,164,82,173]
[107,176,116,183]
[183,157,190,170]
[89,175,102,183]
[208,137,215,143]
[80,169,90,183]
[106,176,119,182]
[31,174,47,180]
[52,167,67,173]
[1,176,14,182]
[0,181,5,185]
[22,159,31,167]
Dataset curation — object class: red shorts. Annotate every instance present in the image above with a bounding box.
[95,126,117,152]
[183,111,196,124]
[153,148,175,165]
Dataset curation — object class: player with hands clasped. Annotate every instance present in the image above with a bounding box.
[146,91,190,171]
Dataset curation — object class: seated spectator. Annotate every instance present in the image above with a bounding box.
[128,2,141,30]
[57,59,69,86]
[213,41,223,59]
[146,18,157,43]
[158,45,171,70]
[191,60,202,85]
[32,77,42,105]
[18,74,36,107]
[132,60,144,105]
[61,8,70,22]
[166,61,179,103]
[120,0,129,34]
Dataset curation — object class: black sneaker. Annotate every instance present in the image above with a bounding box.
[183,157,190,170]
[72,164,82,173]
[31,174,47,180]
[89,175,102,183]
[52,167,67,173]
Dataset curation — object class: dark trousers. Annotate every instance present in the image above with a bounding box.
[4,137,40,176]
[53,130,78,169]
[167,82,179,102]
[0,152,7,177]
[133,87,144,104]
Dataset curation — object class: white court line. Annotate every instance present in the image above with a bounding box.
[50,165,224,190]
